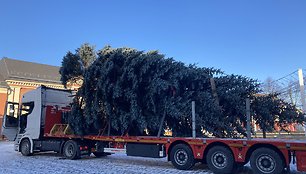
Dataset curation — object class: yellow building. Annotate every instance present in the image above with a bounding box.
[0,57,67,137]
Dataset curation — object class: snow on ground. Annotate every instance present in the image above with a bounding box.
[0,141,304,174]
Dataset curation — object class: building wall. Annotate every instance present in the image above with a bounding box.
[19,87,35,102]
[0,89,7,115]
[0,89,8,135]
[5,80,64,103]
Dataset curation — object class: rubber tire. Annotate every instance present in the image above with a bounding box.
[63,140,80,160]
[93,152,111,157]
[170,144,195,170]
[236,162,248,168]
[20,139,32,156]
[206,146,235,174]
[250,147,285,174]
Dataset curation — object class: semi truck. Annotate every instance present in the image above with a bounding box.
[1,86,306,174]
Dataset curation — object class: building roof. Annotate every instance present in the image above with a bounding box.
[0,57,61,84]
[0,74,9,88]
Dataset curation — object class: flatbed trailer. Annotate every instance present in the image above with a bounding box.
[41,131,306,174]
[2,86,306,174]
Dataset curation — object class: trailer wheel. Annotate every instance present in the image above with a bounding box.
[250,147,284,174]
[236,161,248,168]
[170,144,195,170]
[20,139,32,156]
[206,146,234,174]
[93,152,111,157]
[63,140,80,160]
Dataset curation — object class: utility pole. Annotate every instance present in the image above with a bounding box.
[298,69,306,135]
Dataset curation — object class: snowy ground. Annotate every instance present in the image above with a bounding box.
[0,141,304,174]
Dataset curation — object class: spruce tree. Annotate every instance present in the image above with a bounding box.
[59,43,96,88]
[252,94,305,138]
[59,51,82,88]
[61,45,304,138]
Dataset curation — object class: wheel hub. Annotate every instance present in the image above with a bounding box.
[66,144,74,156]
[216,156,224,164]
[212,152,227,169]
[256,155,276,173]
[175,150,188,165]
[179,153,186,161]
[21,141,29,152]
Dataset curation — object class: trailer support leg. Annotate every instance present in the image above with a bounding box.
[192,101,196,138]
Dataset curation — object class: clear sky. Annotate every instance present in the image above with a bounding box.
[1,0,306,82]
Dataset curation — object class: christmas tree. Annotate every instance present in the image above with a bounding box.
[60,44,304,138]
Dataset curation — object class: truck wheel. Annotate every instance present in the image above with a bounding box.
[170,144,195,170]
[206,146,235,174]
[250,147,284,174]
[93,152,111,157]
[20,139,32,156]
[63,140,80,160]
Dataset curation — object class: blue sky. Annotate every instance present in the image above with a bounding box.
[1,0,306,82]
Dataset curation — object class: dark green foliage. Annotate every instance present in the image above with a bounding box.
[252,94,279,138]
[59,43,96,87]
[59,52,83,88]
[62,45,303,138]
[216,75,259,137]
[67,96,86,135]
[277,102,305,128]
[66,46,259,137]
[77,43,96,69]
[252,94,305,138]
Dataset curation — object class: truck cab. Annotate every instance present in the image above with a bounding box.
[1,86,72,153]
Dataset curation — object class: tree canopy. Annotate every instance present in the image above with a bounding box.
[252,94,304,138]
[60,44,305,138]
[59,43,96,87]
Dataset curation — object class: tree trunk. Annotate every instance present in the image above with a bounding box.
[262,129,266,138]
